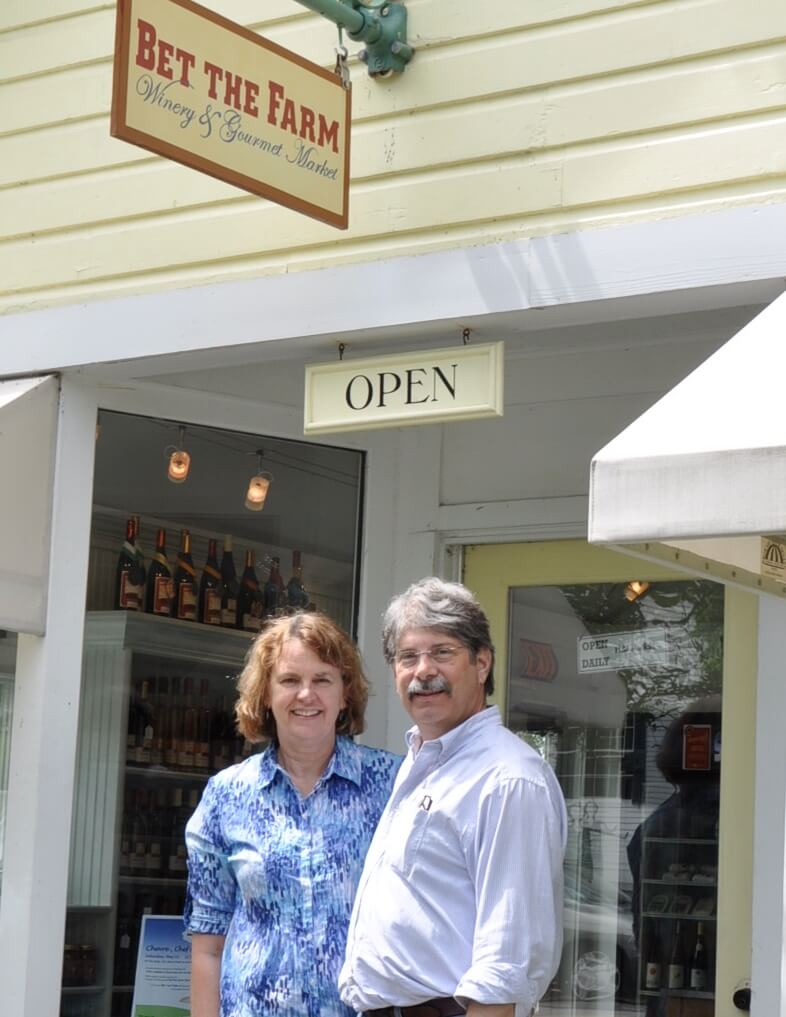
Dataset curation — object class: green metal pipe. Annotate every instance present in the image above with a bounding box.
[292,0,366,37]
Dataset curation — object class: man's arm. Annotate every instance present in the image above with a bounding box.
[190,933,226,1017]
[456,775,566,1013]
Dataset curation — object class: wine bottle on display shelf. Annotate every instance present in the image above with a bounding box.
[199,538,222,626]
[668,921,686,989]
[286,550,308,611]
[237,550,263,632]
[173,529,198,621]
[264,556,286,618]
[178,677,197,769]
[689,922,708,990]
[195,679,212,770]
[145,528,174,615]
[115,517,145,611]
[644,932,661,990]
[219,535,239,628]
[165,676,182,768]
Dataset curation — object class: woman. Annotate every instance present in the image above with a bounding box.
[185,612,401,1017]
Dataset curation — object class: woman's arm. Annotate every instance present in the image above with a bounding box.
[190,933,226,1017]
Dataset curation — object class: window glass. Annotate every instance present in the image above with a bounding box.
[61,411,364,1017]
[508,579,723,1016]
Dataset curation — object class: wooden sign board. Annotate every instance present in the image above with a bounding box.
[111,0,350,229]
[304,342,505,435]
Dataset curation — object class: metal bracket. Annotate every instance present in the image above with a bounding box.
[292,0,413,77]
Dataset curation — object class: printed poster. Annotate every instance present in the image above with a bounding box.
[131,914,192,1017]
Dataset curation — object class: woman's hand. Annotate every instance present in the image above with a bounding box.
[190,933,226,1017]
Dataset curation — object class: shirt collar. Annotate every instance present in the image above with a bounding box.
[405,704,501,759]
[257,735,363,789]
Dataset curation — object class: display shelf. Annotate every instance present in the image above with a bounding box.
[61,986,106,996]
[643,878,717,887]
[119,875,188,887]
[644,837,718,846]
[643,912,717,922]
[125,764,210,782]
[640,989,715,1000]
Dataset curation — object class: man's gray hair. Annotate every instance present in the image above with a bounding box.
[382,576,496,695]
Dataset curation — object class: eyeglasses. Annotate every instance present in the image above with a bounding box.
[393,645,465,671]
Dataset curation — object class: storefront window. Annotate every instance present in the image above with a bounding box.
[61,411,364,1017]
[507,579,723,1017]
[0,632,16,904]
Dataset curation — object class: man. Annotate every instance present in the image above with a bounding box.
[339,577,567,1017]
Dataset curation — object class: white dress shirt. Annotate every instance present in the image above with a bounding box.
[339,707,567,1015]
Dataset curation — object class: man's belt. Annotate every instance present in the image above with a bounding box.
[363,999,466,1017]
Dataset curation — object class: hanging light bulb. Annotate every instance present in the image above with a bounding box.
[167,426,191,484]
[624,580,650,603]
[245,451,273,512]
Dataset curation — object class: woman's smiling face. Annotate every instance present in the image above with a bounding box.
[267,638,346,751]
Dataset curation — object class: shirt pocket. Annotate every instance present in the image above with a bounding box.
[386,797,433,876]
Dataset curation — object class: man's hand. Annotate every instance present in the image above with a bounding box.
[465,1003,515,1017]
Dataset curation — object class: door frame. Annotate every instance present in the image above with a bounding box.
[463,538,755,1017]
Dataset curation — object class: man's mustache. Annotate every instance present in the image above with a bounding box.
[406,676,451,699]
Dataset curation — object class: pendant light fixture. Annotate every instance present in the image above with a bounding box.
[167,426,191,484]
[245,450,273,511]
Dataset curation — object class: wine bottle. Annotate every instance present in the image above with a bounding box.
[115,518,145,611]
[173,529,198,621]
[199,538,222,626]
[167,787,188,876]
[131,514,147,587]
[146,789,167,876]
[178,676,197,769]
[151,675,167,767]
[165,676,181,768]
[689,922,708,990]
[264,556,286,618]
[126,679,140,763]
[237,550,263,632]
[129,790,149,874]
[286,550,308,611]
[645,933,661,989]
[134,678,155,765]
[145,528,174,616]
[195,678,211,770]
[668,921,686,989]
[219,535,239,628]
[210,695,233,772]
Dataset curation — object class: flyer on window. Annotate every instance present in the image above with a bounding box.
[132,914,192,1017]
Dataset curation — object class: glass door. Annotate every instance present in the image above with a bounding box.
[464,541,755,1017]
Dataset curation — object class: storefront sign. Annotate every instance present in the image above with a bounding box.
[303,342,504,434]
[131,914,192,1016]
[761,536,786,580]
[577,627,673,673]
[111,0,351,228]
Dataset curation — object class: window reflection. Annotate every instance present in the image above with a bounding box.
[508,580,723,1016]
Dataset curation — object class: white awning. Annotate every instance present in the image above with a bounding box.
[0,375,59,634]
[589,292,786,593]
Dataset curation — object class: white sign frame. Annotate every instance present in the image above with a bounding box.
[303,342,504,435]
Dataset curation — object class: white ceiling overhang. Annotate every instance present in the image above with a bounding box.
[589,291,786,596]
[0,375,59,634]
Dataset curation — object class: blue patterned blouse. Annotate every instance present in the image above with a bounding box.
[185,736,401,1017]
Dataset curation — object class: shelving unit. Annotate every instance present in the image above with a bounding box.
[637,825,718,1015]
[62,611,250,1017]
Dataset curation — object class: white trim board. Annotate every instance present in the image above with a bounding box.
[1,202,785,379]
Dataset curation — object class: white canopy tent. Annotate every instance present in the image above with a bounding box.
[589,290,786,596]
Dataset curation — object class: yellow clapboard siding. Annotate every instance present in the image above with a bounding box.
[0,0,665,78]
[4,43,786,191]
[0,1,300,34]
[4,0,785,135]
[3,47,785,231]
[0,6,322,85]
[3,113,786,297]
